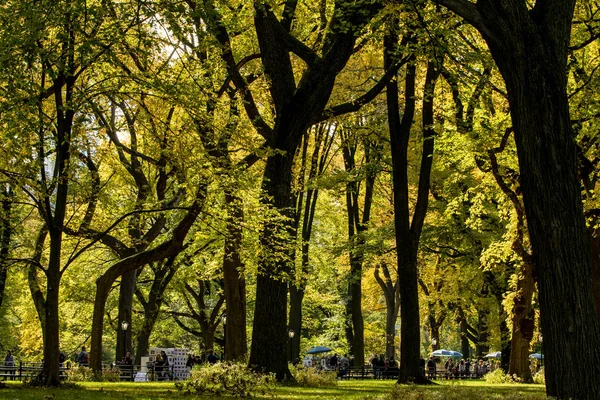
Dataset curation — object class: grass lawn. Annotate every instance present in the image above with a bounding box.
[0,380,546,399]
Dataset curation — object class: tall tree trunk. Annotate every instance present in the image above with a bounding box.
[459,318,471,360]
[386,23,439,381]
[434,2,600,397]
[475,310,490,357]
[249,148,297,380]
[589,233,600,320]
[375,262,400,360]
[42,232,63,386]
[508,261,535,383]
[492,23,600,400]
[116,270,137,361]
[341,128,376,368]
[0,186,13,310]
[222,191,247,361]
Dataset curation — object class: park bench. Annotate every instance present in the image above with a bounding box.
[0,362,70,381]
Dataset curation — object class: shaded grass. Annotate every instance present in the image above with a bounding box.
[0,380,546,399]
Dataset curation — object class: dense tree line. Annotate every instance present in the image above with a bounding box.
[0,0,598,398]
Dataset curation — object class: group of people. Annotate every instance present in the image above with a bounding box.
[425,356,493,378]
[185,350,220,369]
[369,354,399,378]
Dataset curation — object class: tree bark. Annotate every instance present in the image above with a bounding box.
[116,269,137,361]
[374,262,400,360]
[589,233,600,320]
[222,192,247,361]
[508,261,535,383]
[288,285,304,362]
[433,1,600,397]
[0,186,13,310]
[249,147,298,380]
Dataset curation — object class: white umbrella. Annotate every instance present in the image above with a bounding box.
[431,349,463,358]
[484,351,502,358]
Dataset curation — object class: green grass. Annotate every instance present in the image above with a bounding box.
[0,380,547,399]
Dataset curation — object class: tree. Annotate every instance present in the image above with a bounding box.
[385,17,441,381]
[432,1,600,397]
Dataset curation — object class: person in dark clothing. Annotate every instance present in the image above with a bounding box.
[207,350,219,365]
[4,351,14,381]
[186,354,195,369]
[330,354,339,370]
[427,357,436,378]
[121,352,133,365]
[376,355,386,378]
[160,351,170,380]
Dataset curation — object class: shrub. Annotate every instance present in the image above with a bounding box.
[289,365,338,387]
[65,366,121,382]
[532,369,545,385]
[175,362,275,398]
[483,368,522,384]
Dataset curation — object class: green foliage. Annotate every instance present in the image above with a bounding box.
[66,366,120,382]
[532,370,545,385]
[289,365,338,387]
[483,369,521,384]
[174,363,276,398]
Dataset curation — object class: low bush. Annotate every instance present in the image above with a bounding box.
[289,365,338,387]
[483,369,522,384]
[175,362,275,398]
[66,366,121,382]
[532,370,545,385]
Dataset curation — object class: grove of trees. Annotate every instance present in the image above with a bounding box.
[0,0,598,398]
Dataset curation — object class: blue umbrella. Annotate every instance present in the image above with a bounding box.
[485,351,502,358]
[306,346,333,354]
[529,353,544,360]
[431,349,463,358]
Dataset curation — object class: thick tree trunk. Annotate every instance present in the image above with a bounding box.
[249,150,297,381]
[41,233,63,386]
[116,269,137,361]
[589,233,600,320]
[134,301,161,365]
[222,192,247,361]
[385,305,397,360]
[508,262,535,382]
[347,261,365,367]
[434,2,600,397]
[492,34,600,400]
